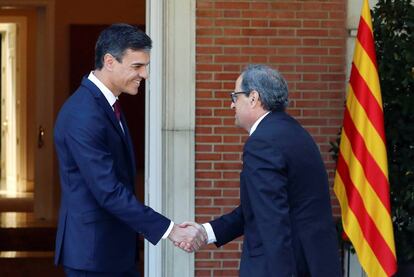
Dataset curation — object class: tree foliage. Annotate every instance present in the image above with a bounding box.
[372,0,414,264]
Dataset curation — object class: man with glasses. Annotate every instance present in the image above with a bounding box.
[182,65,341,276]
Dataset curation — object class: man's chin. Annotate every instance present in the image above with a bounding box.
[122,89,139,96]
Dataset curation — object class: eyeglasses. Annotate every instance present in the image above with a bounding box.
[230,91,250,103]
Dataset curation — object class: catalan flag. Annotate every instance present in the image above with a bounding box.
[333,0,397,276]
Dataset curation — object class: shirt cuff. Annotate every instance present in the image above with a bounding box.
[162,221,175,239]
[202,223,217,244]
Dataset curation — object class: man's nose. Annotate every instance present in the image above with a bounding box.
[140,66,149,79]
[230,102,235,109]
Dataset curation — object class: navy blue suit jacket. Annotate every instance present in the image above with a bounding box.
[54,77,170,272]
[210,111,341,277]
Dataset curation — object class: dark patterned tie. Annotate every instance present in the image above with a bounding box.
[113,100,121,121]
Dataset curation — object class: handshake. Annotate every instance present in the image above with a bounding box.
[167,221,208,253]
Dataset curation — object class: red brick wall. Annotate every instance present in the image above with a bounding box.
[195,1,347,276]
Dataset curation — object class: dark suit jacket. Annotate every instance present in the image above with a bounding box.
[210,111,341,277]
[54,77,170,272]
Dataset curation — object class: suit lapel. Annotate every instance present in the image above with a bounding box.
[81,77,136,175]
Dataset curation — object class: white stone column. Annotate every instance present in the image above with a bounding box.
[146,0,196,276]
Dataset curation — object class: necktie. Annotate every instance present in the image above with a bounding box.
[113,100,121,121]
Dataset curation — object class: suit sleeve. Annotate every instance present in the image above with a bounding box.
[65,111,170,245]
[243,137,296,276]
[210,205,244,247]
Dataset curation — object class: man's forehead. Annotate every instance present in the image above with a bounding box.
[123,49,150,63]
[235,75,243,87]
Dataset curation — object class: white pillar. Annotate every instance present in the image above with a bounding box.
[146,0,196,276]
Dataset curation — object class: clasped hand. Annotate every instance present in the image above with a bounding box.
[168,222,207,253]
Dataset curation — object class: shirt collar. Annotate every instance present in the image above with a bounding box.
[88,71,118,107]
[249,111,270,136]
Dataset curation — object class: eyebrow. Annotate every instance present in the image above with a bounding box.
[131,62,149,67]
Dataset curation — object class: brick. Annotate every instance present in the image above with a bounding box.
[196,99,222,107]
[215,2,249,10]
[197,10,222,18]
[195,198,213,207]
[213,252,241,259]
[250,2,269,10]
[223,10,241,18]
[197,64,222,72]
[215,19,250,27]
[196,171,221,179]
[196,1,213,9]
[196,73,213,81]
[195,127,212,134]
[214,144,243,152]
[195,144,212,152]
[243,10,277,18]
[197,18,215,27]
[303,20,321,28]
[215,72,239,81]
[214,198,240,206]
[196,135,222,143]
[296,47,328,55]
[196,109,213,116]
[242,29,278,36]
[214,109,233,117]
[196,188,222,197]
[197,37,214,45]
[214,55,250,63]
[223,29,241,36]
[250,38,269,46]
[214,180,240,188]
[195,181,212,188]
[222,189,240,197]
[251,20,268,28]
[194,270,211,277]
[197,28,223,36]
[296,11,328,20]
[214,162,242,170]
[271,2,302,10]
[196,261,221,268]
[269,20,301,28]
[214,127,244,135]
[196,153,221,161]
[215,37,250,45]
[195,251,212,259]
[197,46,223,54]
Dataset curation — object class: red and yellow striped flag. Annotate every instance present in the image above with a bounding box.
[333,0,397,276]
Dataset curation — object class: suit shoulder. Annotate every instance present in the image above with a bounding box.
[55,89,103,131]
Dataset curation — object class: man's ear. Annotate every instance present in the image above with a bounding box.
[250,90,260,107]
[103,53,115,71]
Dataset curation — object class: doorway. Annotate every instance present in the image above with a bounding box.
[0,13,32,212]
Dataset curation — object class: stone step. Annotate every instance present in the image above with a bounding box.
[0,191,34,212]
[0,251,64,276]
[0,212,56,251]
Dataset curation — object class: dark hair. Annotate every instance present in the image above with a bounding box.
[241,64,289,111]
[94,23,152,69]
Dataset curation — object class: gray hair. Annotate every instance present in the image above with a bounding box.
[240,64,289,111]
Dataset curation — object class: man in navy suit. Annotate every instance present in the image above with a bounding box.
[183,65,341,276]
[54,24,205,276]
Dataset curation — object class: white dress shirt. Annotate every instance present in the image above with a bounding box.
[88,72,174,240]
[202,111,270,244]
